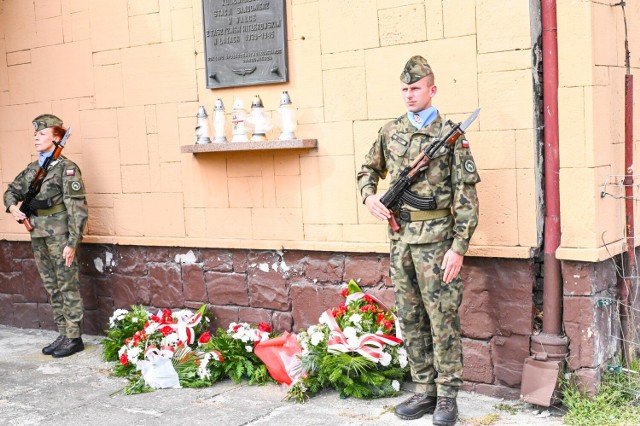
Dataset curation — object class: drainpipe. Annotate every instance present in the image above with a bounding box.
[530,0,569,360]
[522,0,569,406]
[618,0,634,368]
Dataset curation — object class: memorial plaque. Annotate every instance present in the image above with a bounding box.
[202,0,288,89]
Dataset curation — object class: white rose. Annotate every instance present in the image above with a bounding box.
[245,345,254,353]
[311,331,325,346]
[343,326,358,340]
[397,348,408,368]
[392,380,400,392]
[128,347,142,364]
[379,351,392,366]
[350,314,362,324]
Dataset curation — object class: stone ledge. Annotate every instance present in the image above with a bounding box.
[180,139,317,154]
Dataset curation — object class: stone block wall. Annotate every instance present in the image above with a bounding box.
[562,259,623,394]
[0,240,535,398]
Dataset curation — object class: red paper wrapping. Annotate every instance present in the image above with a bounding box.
[254,331,302,385]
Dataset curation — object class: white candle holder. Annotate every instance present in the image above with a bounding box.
[231,97,249,142]
[212,98,227,143]
[247,95,272,142]
[195,106,211,144]
[277,91,297,140]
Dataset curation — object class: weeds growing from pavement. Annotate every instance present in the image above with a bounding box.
[562,358,640,426]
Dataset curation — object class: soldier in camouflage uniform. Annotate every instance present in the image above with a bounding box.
[4,114,89,358]
[357,56,479,426]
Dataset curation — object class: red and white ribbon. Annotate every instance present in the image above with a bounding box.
[144,344,175,361]
[320,309,402,363]
[169,312,203,345]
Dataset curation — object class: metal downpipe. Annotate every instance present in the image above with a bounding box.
[522,0,569,406]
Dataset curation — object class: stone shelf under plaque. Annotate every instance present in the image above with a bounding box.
[181,139,317,154]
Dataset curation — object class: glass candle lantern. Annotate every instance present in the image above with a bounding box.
[212,98,227,143]
[247,95,272,142]
[277,91,297,140]
[195,106,211,144]
[231,97,249,142]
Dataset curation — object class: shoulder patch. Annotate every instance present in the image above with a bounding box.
[67,180,85,197]
[66,168,76,176]
[464,159,476,173]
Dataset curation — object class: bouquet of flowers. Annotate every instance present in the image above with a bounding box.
[284,280,409,402]
[103,305,224,395]
[207,321,274,385]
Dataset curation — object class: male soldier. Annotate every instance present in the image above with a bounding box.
[4,114,89,358]
[357,56,480,426]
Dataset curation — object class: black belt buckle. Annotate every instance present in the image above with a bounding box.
[399,210,411,222]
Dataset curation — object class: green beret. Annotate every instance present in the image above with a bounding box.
[33,114,63,131]
[400,55,433,84]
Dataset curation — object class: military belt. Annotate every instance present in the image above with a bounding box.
[36,203,66,216]
[398,208,450,222]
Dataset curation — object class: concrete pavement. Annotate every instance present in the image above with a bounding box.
[0,325,565,425]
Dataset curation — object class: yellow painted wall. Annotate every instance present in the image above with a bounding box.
[0,0,637,262]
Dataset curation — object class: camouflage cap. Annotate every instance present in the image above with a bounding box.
[33,114,63,131]
[400,55,433,84]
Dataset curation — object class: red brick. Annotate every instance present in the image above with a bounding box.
[273,311,293,332]
[474,383,522,400]
[238,307,271,325]
[248,262,289,311]
[232,250,249,273]
[148,263,184,308]
[205,271,248,306]
[290,283,343,331]
[202,248,234,272]
[463,338,494,383]
[182,263,207,302]
[304,252,345,283]
[210,305,239,331]
[562,260,615,296]
[0,294,14,325]
[491,334,530,387]
[343,254,385,287]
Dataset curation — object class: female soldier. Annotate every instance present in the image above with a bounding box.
[4,114,89,358]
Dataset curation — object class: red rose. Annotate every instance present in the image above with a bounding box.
[377,313,385,324]
[233,324,242,332]
[383,320,393,330]
[198,331,211,344]
[258,322,271,333]
[119,353,129,366]
[160,325,173,336]
[340,288,349,297]
[363,294,374,303]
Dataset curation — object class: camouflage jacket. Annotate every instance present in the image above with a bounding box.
[4,156,88,248]
[357,113,480,255]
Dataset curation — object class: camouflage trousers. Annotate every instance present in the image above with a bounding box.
[390,238,463,398]
[31,234,83,338]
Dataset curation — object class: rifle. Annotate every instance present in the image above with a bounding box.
[379,109,480,232]
[17,127,72,232]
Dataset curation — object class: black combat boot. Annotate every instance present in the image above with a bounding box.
[432,396,458,426]
[394,393,438,420]
[52,337,84,358]
[42,335,67,355]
